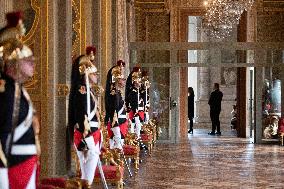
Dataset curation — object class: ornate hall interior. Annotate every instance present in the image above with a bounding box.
[1,0,284,188]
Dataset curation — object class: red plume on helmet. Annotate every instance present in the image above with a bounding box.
[6,11,24,28]
[116,60,125,67]
[132,66,141,72]
[86,46,96,55]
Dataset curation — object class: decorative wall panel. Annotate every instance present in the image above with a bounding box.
[14,0,46,139]
[72,0,86,58]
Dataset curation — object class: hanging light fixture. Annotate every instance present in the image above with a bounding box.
[202,0,254,39]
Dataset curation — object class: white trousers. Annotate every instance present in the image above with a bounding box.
[145,112,150,124]
[0,165,36,189]
[0,168,9,189]
[76,136,100,185]
[130,122,135,133]
[135,116,142,138]
[109,127,123,149]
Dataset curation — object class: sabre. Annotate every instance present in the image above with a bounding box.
[120,145,133,178]
[97,158,109,189]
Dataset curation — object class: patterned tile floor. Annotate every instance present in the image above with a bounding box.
[121,129,284,189]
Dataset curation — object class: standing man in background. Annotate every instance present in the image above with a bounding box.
[188,87,194,134]
[208,83,223,136]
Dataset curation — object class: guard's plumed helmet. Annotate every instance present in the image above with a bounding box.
[0,11,32,68]
[141,70,148,80]
[86,46,96,55]
[116,59,125,67]
[78,56,97,75]
[6,11,24,27]
[132,71,141,83]
[111,65,124,82]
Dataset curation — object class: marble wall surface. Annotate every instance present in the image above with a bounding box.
[135,2,171,140]
[0,0,13,28]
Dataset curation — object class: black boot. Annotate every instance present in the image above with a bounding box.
[188,129,193,134]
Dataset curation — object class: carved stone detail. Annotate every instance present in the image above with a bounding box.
[57,84,70,97]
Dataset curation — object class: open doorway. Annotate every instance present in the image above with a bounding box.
[187,16,198,124]
[187,16,239,136]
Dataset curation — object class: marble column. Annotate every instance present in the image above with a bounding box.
[117,0,130,67]
[45,0,72,176]
[195,31,210,124]
[127,0,136,43]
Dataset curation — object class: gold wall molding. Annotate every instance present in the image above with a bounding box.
[16,0,41,90]
[22,0,40,42]
[72,0,86,58]
[165,0,203,10]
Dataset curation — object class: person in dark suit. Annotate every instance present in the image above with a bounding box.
[208,83,223,135]
[188,87,194,134]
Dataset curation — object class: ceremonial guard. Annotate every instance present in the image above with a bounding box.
[104,60,125,125]
[140,71,151,124]
[125,66,141,108]
[68,55,102,187]
[126,70,144,138]
[105,61,128,149]
[0,11,40,189]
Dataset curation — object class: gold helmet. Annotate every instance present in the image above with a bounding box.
[111,65,124,83]
[132,71,141,84]
[0,11,33,70]
[141,70,150,88]
[78,56,97,75]
[0,28,33,66]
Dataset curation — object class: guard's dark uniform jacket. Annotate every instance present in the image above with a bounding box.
[106,86,128,139]
[140,85,150,112]
[0,74,37,168]
[104,66,116,124]
[126,87,145,122]
[125,71,135,109]
[73,85,101,151]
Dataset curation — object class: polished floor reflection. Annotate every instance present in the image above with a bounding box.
[124,129,284,189]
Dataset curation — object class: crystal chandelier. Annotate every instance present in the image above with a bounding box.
[202,0,254,39]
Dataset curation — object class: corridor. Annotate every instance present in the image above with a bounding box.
[124,130,284,189]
